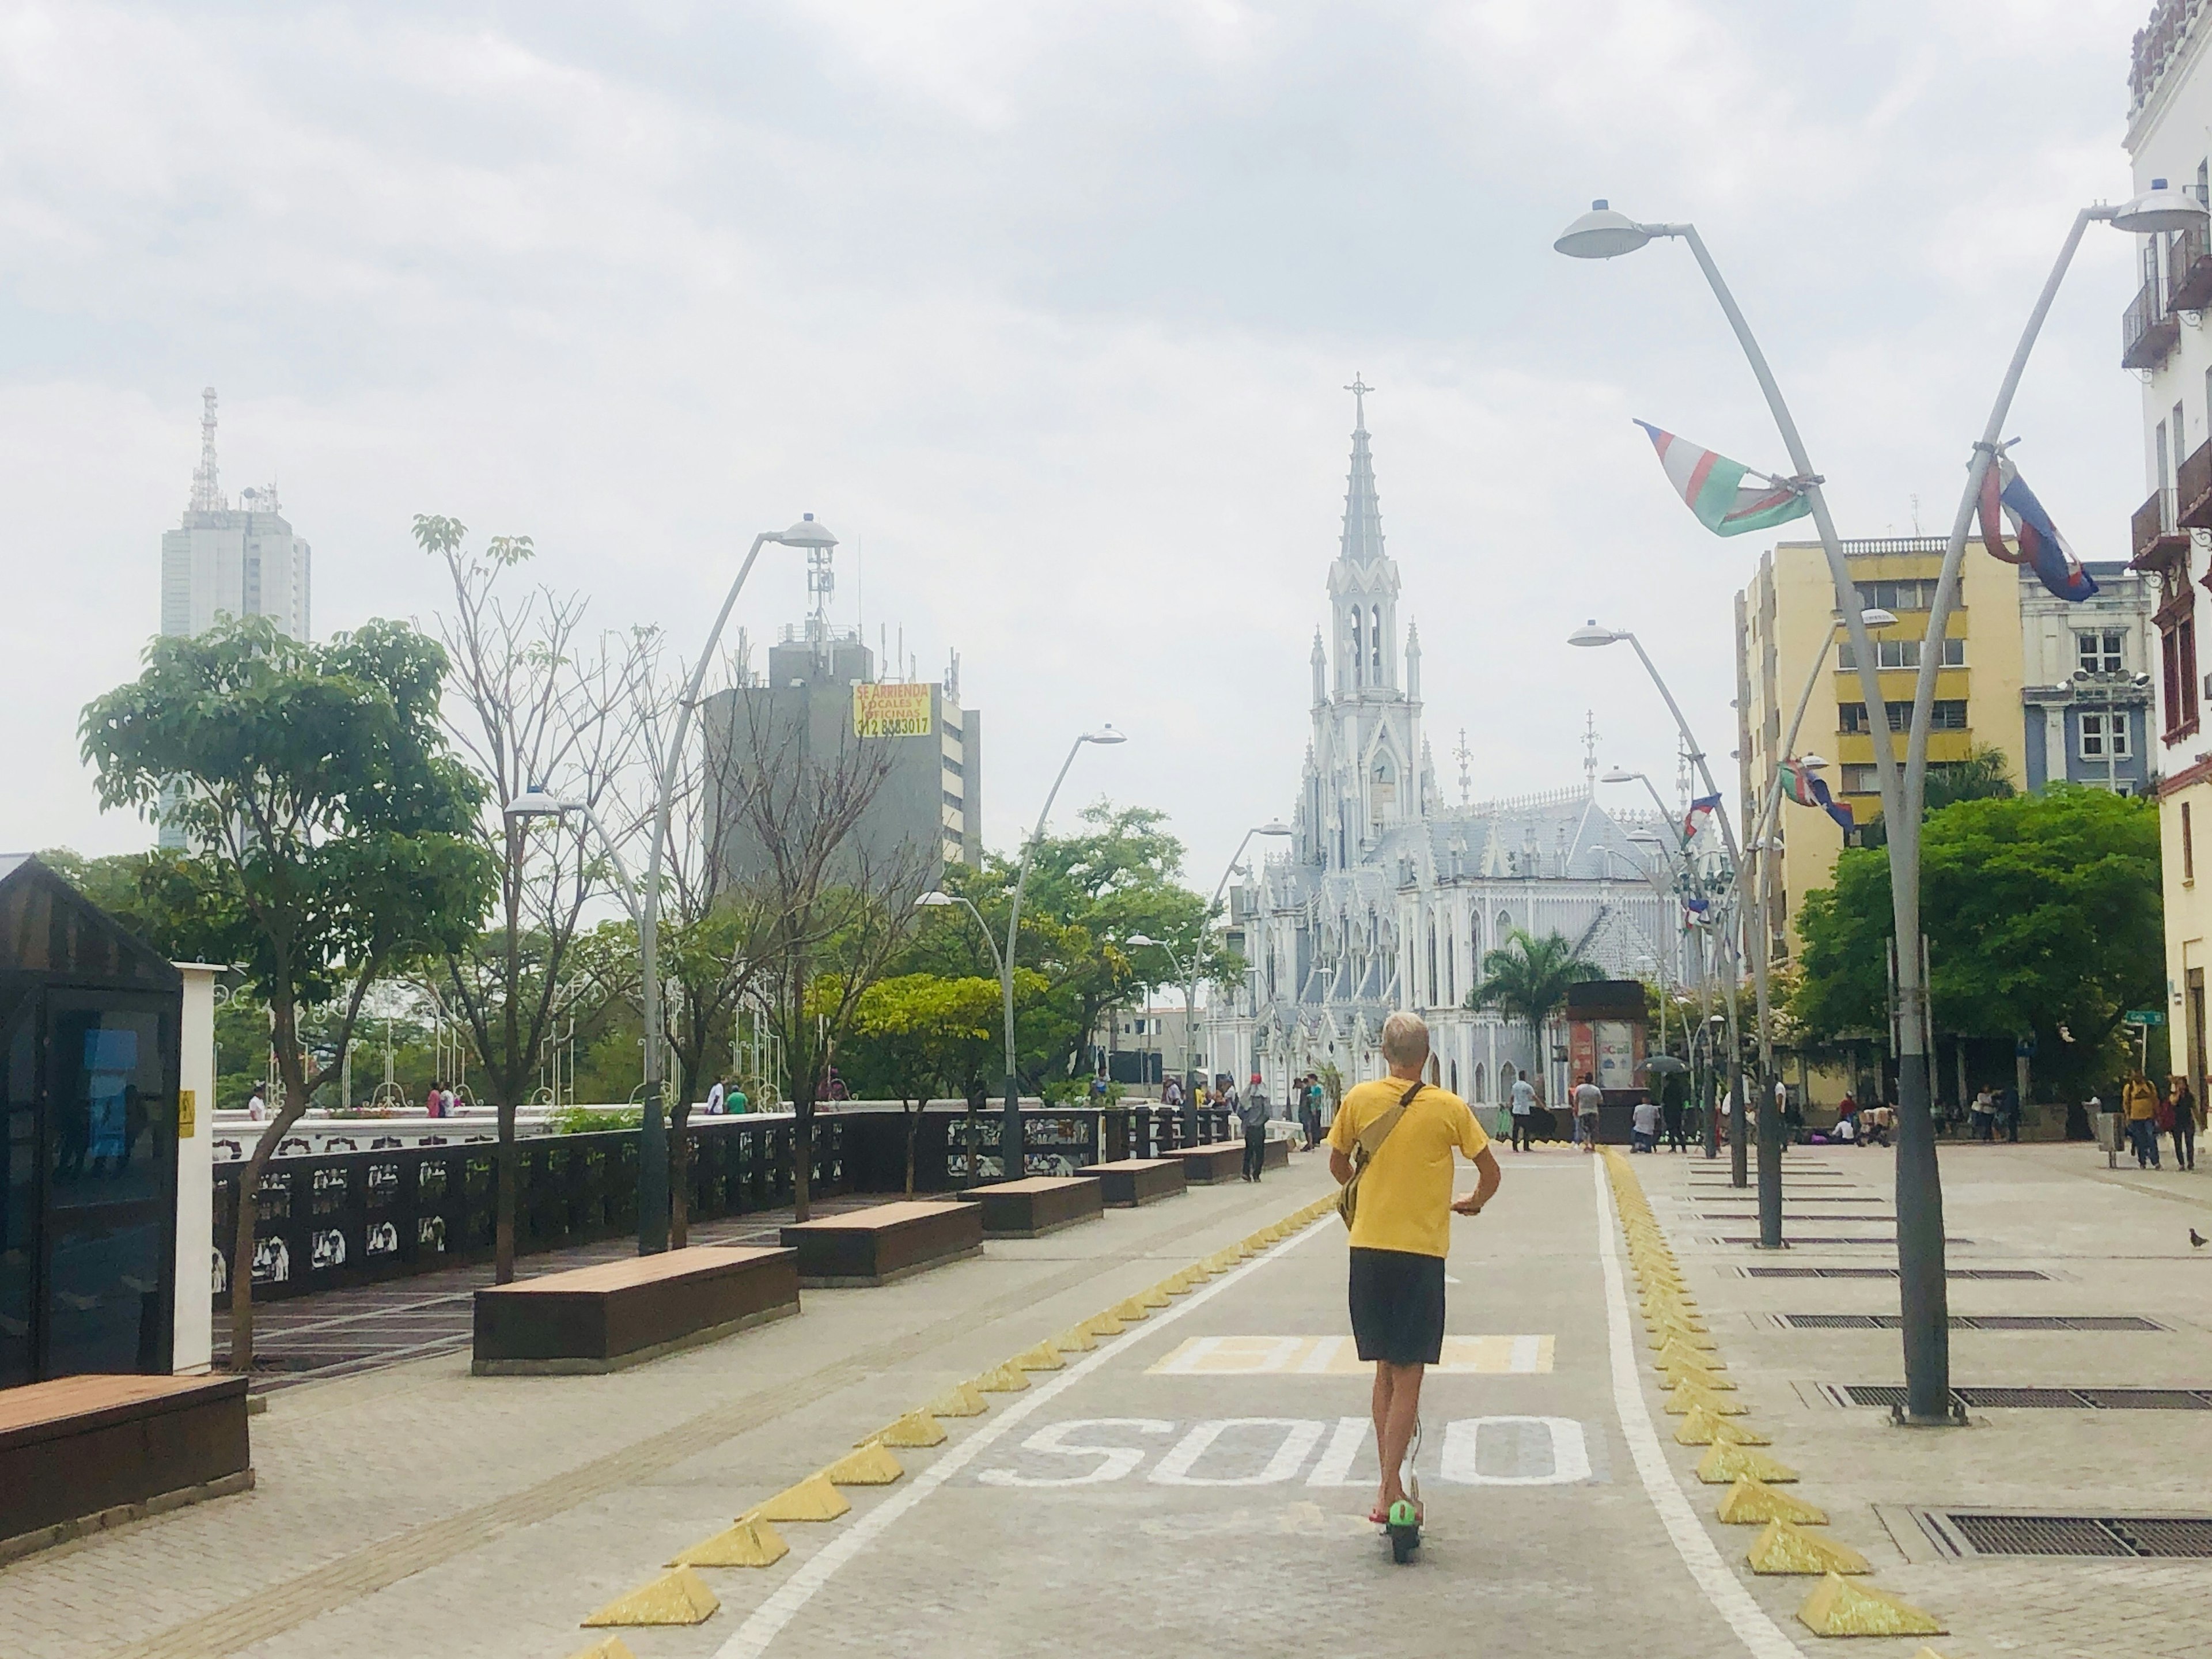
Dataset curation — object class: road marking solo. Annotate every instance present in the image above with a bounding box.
[1147,1332,1553,1375]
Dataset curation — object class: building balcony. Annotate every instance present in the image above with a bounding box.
[2133,487,2191,571]
[2173,222,2212,313]
[2123,277,2181,371]
[2180,438,2212,531]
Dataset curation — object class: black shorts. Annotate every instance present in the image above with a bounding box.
[1347,1247,1446,1366]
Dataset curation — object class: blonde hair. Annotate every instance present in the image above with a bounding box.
[1380,1011,1430,1067]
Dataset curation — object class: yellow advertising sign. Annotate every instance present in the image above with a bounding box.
[853,681,933,738]
[178,1088,197,1138]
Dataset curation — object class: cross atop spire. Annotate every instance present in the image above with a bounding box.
[1583,711,1600,793]
[1337,375,1384,563]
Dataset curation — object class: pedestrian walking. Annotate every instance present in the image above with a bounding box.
[1630,1094,1659,1153]
[1971,1086,1996,1142]
[2000,1085,2021,1143]
[1302,1073,1325,1150]
[1327,1011,1501,1528]
[704,1077,725,1116]
[247,1082,267,1122]
[1661,1088,1686,1152]
[2173,1076,2200,1172]
[2124,1071,2161,1169]
[1238,1077,1270,1181]
[1573,1073,1603,1153]
[1509,1073,1537,1152]
[422,1083,441,1119]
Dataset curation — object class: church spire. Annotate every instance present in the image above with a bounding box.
[1338,374,1384,564]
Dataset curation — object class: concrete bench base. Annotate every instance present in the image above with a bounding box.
[1166,1141,1245,1183]
[0,1374,252,1554]
[781,1200,985,1287]
[968,1176,1104,1238]
[472,1245,801,1375]
[1075,1157,1187,1207]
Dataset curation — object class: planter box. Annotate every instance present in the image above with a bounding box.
[0,1374,252,1559]
[1166,1142,1245,1184]
[1074,1158,1187,1207]
[779,1200,985,1287]
[472,1245,801,1375]
[967,1176,1105,1239]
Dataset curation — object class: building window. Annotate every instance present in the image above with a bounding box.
[1853,578,1943,612]
[1839,699,1966,734]
[1839,763,1881,796]
[2077,630,2126,676]
[2163,613,2202,741]
[2080,712,2132,760]
[2187,801,2196,883]
[942,790,964,813]
[1838,637,1964,671]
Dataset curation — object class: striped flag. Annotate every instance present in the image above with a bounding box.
[1978,455,2097,603]
[1779,759,1853,832]
[1683,793,1722,842]
[1636,421,1812,537]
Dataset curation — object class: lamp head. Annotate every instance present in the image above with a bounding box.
[1568,619,1623,648]
[1554,199,1658,260]
[1798,752,1830,770]
[503,783,573,820]
[1859,607,1897,628]
[914,891,957,908]
[2112,177,2207,235]
[1255,820,1293,836]
[1082,724,1127,745]
[1626,828,1661,844]
[1600,767,1638,784]
[775,513,838,550]
[1127,933,1160,948]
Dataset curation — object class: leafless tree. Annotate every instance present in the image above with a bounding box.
[412,516,652,1281]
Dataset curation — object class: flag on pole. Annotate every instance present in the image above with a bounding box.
[1978,454,2097,602]
[1683,793,1722,842]
[1635,421,1814,537]
[1778,759,1854,833]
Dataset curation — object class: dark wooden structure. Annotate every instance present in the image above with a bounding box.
[0,1374,249,1558]
[0,856,184,1388]
[779,1200,983,1287]
[1072,1157,1184,1207]
[471,1245,800,1375]
[1262,1137,1290,1170]
[1164,1141,1244,1183]
[965,1176,1103,1239]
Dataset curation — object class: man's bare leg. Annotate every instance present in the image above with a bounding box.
[1371,1359,1425,1517]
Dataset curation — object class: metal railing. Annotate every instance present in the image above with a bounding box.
[2123,277,2180,370]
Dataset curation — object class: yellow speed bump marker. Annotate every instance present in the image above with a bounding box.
[975,1362,1031,1393]
[1085,1310,1127,1338]
[1747,1519,1870,1575]
[580,1566,719,1628]
[860,1410,946,1449]
[927,1382,988,1418]
[1796,1573,1945,1638]
[754,1474,849,1522]
[1652,1340,1724,1371]
[1112,1297,1153,1323]
[1053,1325,1097,1354]
[669,1515,789,1569]
[1658,1363,1736,1393]
[1675,1407,1770,1446]
[823,1442,904,1486]
[1664,1381,1746,1416]
[1715,1476,1828,1527]
[1013,1342,1065,1372]
[1695,1443,1799,1484]
[1647,1324,1717,1352]
[1137,1284,1172,1309]
[567,1641,639,1659]
[1203,1249,1238,1273]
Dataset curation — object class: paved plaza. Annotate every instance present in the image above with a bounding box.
[6,1141,2209,1659]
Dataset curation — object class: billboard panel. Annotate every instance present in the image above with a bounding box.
[852,682,933,738]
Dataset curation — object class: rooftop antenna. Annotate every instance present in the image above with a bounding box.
[189,386,224,513]
[806,529,835,664]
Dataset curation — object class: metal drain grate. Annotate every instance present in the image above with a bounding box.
[1695,1196,1886,1205]
[1744,1267,2048,1280]
[1779,1314,2160,1332]
[1714,1235,1974,1245]
[1921,1510,2212,1558]
[1699,1214,1895,1223]
[1835,1384,2212,1410]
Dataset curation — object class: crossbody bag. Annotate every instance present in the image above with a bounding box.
[1335,1080,1424,1230]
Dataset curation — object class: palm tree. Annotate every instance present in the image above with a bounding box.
[1469,928,1604,1077]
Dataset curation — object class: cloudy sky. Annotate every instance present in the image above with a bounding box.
[0,0,2158,896]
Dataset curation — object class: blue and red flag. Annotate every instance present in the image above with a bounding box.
[1979,456,2097,603]
[1779,758,1854,833]
[1683,793,1721,843]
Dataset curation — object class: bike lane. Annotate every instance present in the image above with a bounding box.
[713,1152,1790,1659]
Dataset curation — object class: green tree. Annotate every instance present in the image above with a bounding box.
[80,616,493,1370]
[1468,929,1603,1081]
[839,972,1013,1191]
[1793,786,2162,1098]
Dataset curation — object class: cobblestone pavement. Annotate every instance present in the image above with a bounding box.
[6,1142,2207,1658]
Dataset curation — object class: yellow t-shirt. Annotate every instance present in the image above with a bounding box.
[1327,1078,1490,1258]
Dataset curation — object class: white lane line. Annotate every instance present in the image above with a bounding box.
[713,1214,1336,1659]
[1593,1155,1809,1659]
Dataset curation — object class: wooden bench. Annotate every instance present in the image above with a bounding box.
[1,1374,252,1561]
[779,1200,984,1287]
[1073,1157,1186,1207]
[472,1246,801,1376]
[967,1176,1105,1238]
[1166,1141,1245,1183]
[1263,1136,1291,1169]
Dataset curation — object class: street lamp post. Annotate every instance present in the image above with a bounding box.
[993,727,1126,1182]
[632,515,837,1253]
[1571,622,1748,1185]
[1555,184,2200,1419]
[914,889,1004,1188]
[1125,930,1188,1108]
[1188,823,1293,1142]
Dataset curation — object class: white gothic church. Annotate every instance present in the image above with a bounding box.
[1205,385,1686,1107]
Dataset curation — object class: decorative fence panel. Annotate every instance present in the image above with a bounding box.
[212,1115,847,1304]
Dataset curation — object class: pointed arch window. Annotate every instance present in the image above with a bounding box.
[1370,605,1382,672]
[1350,609,1363,687]
[1372,758,1396,827]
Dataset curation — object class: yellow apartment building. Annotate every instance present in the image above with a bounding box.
[1734,536,2025,969]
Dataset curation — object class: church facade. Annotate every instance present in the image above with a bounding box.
[1205,388,1687,1109]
